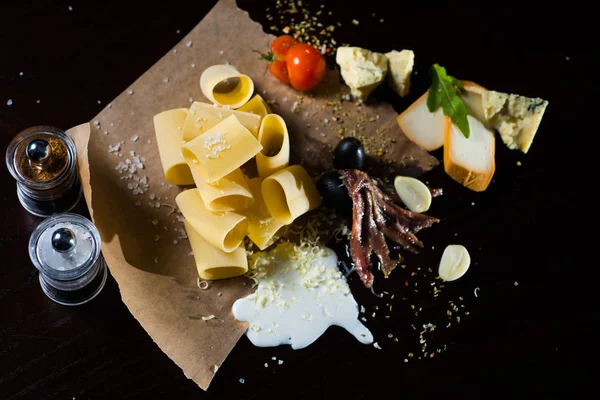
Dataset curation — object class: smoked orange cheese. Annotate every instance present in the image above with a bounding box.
[256,114,290,178]
[188,161,254,212]
[183,219,248,280]
[182,101,261,141]
[443,115,495,192]
[181,114,262,182]
[237,94,272,119]
[261,165,322,225]
[243,178,286,250]
[153,108,195,185]
[175,189,248,253]
[396,91,445,151]
[200,64,254,109]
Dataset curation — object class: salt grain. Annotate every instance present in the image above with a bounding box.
[186,40,193,47]
[7,99,13,106]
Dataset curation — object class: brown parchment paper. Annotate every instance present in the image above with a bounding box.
[66,0,438,391]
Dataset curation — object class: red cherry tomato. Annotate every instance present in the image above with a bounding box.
[284,43,326,92]
[256,36,326,92]
[268,59,290,83]
[270,35,297,58]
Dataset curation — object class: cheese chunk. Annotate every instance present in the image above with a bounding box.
[184,219,248,280]
[335,46,388,101]
[459,81,489,127]
[256,114,290,178]
[385,50,414,97]
[153,108,195,185]
[396,92,445,151]
[200,64,254,109]
[237,94,272,119]
[189,161,254,212]
[482,91,548,153]
[444,115,495,192]
[182,101,261,141]
[243,178,286,250]
[176,189,248,253]
[182,114,262,182]
[261,165,322,225]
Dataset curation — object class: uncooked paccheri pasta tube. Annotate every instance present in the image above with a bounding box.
[261,165,321,225]
[255,114,290,179]
[199,64,254,109]
[188,161,254,212]
[153,108,195,185]
[183,219,248,280]
[182,101,261,142]
[181,114,262,182]
[176,188,247,253]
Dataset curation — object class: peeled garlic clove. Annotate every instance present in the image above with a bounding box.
[438,244,471,281]
[394,176,432,213]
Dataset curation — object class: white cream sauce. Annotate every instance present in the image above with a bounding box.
[232,242,373,349]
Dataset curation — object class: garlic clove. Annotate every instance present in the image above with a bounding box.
[393,175,432,213]
[438,244,471,281]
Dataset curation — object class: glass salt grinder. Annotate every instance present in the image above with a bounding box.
[5,125,83,217]
[28,213,107,306]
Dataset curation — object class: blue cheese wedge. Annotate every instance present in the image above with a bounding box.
[482,91,548,153]
[384,50,414,97]
[335,46,388,101]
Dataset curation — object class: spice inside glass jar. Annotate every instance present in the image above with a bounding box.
[5,125,83,217]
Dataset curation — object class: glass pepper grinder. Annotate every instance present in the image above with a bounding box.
[28,213,107,306]
[5,125,83,217]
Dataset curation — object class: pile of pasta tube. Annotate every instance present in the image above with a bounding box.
[153,64,321,281]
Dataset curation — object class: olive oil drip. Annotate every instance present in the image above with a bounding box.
[19,137,68,181]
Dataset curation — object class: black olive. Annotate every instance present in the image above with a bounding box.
[317,170,353,215]
[333,137,365,170]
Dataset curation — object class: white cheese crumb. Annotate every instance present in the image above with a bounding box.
[108,143,121,153]
[93,120,100,125]
[474,287,480,297]
[202,314,216,321]
[239,378,245,384]
[219,50,224,55]
[186,40,193,47]
[19,71,24,76]
[264,363,268,368]
[278,360,283,365]
[36,100,40,104]
[271,356,276,360]
[127,89,133,95]
[352,19,360,25]
[7,99,13,106]
[68,5,73,11]
[191,63,196,68]
[373,342,382,350]
[173,49,177,53]
[360,305,365,313]
[162,77,169,83]
[213,365,219,373]
[130,135,139,142]
[97,100,101,104]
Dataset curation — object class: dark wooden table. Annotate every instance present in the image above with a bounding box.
[1,1,596,399]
